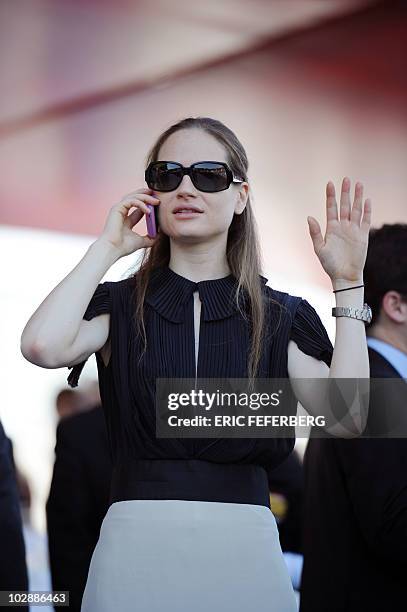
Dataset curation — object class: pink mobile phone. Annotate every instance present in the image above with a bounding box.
[146,200,159,237]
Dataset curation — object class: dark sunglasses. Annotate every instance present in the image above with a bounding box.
[145,160,244,193]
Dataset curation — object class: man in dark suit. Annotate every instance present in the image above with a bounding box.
[46,403,112,612]
[0,420,28,611]
[267,449,303,555]
[300,223,407,611]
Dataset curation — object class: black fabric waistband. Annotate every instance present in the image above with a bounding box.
[109,459,270,508]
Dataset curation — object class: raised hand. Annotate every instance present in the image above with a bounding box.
[99,188,160,258]
[307,177,372,285]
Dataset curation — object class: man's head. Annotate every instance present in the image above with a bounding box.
[365,223,407,350]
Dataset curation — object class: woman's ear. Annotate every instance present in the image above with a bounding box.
[235,182,249,215]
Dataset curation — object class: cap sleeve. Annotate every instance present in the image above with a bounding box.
[67,283,111,388]
[289,298,333,367]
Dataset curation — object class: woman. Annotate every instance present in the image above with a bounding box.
[21,116,372,611]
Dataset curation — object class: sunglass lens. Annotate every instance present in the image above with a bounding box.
[148,163,182,191]
[192,163,228,192]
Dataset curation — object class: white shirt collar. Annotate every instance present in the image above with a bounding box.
[366,337,407,379]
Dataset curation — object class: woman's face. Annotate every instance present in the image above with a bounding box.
[154,128,248,242]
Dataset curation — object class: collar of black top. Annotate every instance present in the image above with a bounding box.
[144,265,268,323]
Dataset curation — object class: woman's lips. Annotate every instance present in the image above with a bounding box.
[173,210,203,218]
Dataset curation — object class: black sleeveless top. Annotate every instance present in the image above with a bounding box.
[67,265,333,508]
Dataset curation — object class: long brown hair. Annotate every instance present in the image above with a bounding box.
[130,116,282,384]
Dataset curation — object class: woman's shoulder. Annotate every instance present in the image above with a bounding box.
[260,282,333,365]
[103,275,135,292]
[261,283,303,319]
[265,284,334,365]
[262,283,329,333]
[102,275,137,306]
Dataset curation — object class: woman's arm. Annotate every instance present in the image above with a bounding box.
[287,285,369,438]
[20,239,119,368]
[287,178,372,438]
[20,189,159,368]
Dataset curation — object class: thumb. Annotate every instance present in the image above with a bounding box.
[307,216,324,253]
[142,234,158,248]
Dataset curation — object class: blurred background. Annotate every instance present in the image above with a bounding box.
[1,0,406,598]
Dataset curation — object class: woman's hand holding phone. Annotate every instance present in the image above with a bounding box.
[98,188,160,258]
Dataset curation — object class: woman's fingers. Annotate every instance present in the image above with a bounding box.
[116,193,159,217]
[361,198,372,234]
[327,178,367,226]
[339,177,351,221]
[307,216,324,254]
[116,199,150,217]
[351,181,364,226]
[123,207,144,229]
[123,191,160,204]
[326,180,339,224]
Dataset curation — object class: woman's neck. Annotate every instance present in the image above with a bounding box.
[169,238,230,282]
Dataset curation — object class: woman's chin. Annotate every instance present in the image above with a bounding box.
[165,221,225,243]
[168,229,211,243]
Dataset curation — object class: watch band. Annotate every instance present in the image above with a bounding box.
[332,303,372,324]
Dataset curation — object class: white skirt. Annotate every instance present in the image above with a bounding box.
[81,500,298,612]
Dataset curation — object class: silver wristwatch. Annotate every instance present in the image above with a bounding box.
[332,303,372,324]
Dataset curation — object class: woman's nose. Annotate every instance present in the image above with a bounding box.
[176,173,198,195]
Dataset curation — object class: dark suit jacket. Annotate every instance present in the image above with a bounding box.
[0,420,28,611]
[300,347,407,612]
[46,405,112,612]
[267,449,303,554]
